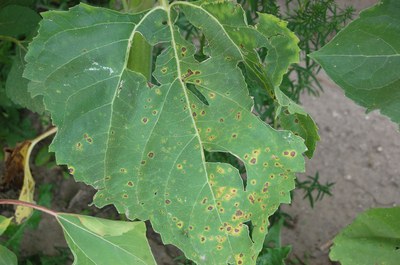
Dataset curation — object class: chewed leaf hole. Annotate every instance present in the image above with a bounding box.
[186,83,209,106]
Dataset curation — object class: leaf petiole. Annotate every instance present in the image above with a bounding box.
[0,199,58,217]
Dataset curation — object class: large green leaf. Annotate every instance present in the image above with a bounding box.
[24,2,306,264]
[330,207,400,265]
[310,0,400,126]
[57,213,156,265]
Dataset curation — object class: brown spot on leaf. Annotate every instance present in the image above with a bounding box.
[236,112,242,120]
[127,181,134,187]
[165,199,171,204]
[248,194,255,204]
[250,158,257,164]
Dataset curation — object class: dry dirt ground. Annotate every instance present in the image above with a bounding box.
[282,71,400,264]
[281,1,400,264]
[2,0,399,265]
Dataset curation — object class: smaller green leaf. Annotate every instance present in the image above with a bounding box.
[6,48,45,113]
[0,245,17,265]
[0,214,16,265]
[330,207,400,265]
[0,215,12,235]
[0,5,40,38]
[256,246,291,265]
[257,218,291,265]
[56,213,156,265]
[275,88,319,158]
[34,145,52,166]
[310,0,400,126]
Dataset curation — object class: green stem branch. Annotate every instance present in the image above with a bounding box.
[0,35,27,52]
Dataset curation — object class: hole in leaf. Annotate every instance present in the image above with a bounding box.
[186,83,209,106]
[204,150,248,189]
[175,11,210,62]
[256,47,268,64]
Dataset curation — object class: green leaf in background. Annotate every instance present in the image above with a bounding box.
[256,217,291,265]
[330,207,400,265]
[4,184,52,254]
[0,3,44,113]
[310,0,400,126]
[56,214,156,265]
[34,145,53,166]
[0,215,12,235]
[256,246,291,265]
[0,245,17,265]
[5,48,44,113]
[24,2,307,264]
[0,216,17,265]
[0,4,40,39]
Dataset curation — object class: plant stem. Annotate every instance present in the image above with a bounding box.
[0,199,58,217]
[25,127,57,177]
[160,0,169,9]
[0,35,27,52]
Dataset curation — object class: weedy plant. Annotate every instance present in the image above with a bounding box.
[0,0,399,265]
